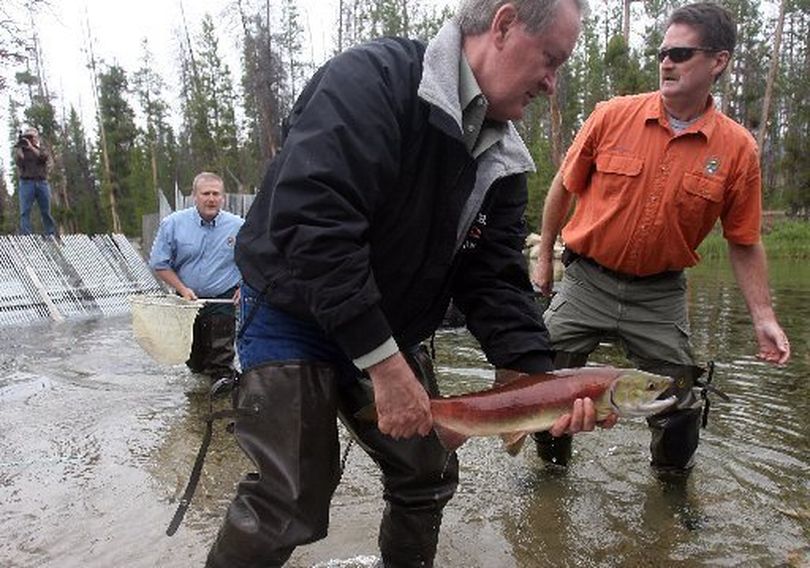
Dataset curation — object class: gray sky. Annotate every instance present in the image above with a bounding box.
[1,0,343,189]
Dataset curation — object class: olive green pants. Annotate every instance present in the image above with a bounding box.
[540,257,702,471]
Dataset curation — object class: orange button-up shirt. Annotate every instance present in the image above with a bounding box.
[561,92,761,276]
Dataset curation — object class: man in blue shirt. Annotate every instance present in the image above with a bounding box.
[149,172,244,379]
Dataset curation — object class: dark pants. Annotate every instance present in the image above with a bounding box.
[206,289,458,567]
[186,290,237,380]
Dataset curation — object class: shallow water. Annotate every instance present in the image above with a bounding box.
[0,259,808,567]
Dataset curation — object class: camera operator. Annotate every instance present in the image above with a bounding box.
[14,126,57,236]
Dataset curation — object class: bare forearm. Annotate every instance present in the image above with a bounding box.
[538,170,574,259]
[727,241,790,364]
[154,268,195,299]
[727,242,775,323]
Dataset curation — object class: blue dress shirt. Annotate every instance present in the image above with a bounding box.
[149,207,244,297]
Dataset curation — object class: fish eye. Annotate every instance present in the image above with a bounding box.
[647,382,657,390]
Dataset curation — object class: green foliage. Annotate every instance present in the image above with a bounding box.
[0,167,17,233]
[96,64,151,235]
[62,107,104,234]
[4,0,809,238]
[132,39,177,204]
[605,35,645,96]
[762,220,810,258]
[177,15,242,193]
[698,220,810,259]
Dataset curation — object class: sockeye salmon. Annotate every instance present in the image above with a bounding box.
[430,366,675,454]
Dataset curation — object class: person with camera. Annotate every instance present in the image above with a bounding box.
[14,126,57,236]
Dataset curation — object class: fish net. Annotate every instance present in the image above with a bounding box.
[129,294,202,365]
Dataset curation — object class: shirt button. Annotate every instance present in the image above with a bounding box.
[466,125,475,132]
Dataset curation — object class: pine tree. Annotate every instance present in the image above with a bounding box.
[62,107,104,233]
[178,15,242,191]
[132,39,177,206]
[95,64,148,236]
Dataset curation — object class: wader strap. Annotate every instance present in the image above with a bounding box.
[166,375,246,536]
[695,361,730,428]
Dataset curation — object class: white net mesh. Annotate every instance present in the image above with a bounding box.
[129,295,203,365]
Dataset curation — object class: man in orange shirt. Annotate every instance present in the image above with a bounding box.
[532,2,790,474]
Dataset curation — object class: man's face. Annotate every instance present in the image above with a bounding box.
[659,23,726,107]
[482,2,581,122]
[193,180,225,221]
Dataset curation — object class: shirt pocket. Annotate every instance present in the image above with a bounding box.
[175,236,199,262]
[677,172,725,220]
[594,153,644,199]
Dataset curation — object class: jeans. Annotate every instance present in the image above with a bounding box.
[238,284,360,384]
[18,179,56,235]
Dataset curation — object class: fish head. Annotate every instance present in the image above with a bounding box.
[610,370,676,417]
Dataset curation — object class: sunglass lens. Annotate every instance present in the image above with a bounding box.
[658,47,695,63]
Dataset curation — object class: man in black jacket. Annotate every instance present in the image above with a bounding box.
[207,1,606,566]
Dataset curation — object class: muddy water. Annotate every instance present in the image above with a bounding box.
[1,259,808,567]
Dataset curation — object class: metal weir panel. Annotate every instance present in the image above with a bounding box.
[0,235,162,327]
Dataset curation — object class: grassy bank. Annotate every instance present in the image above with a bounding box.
[697,219,810,259]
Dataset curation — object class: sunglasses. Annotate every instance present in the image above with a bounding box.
[657,47,717,63]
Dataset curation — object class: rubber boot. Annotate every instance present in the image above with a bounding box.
[206,362,341,568]
[532,351,589,466]
[640,362,704,474]
[338,347,458,568]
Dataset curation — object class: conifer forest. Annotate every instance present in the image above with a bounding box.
[2,0,809,236]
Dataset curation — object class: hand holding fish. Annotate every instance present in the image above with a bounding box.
[548,397,618,437]
[430,367,675,453]
[368,352,433,439]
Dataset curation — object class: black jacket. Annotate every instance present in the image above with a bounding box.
[236,24,553,373]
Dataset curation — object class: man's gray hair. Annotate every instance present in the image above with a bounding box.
[192,171,225,193]
[455,0,588,36]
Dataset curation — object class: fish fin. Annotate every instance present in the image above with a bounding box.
[501,432,528,456]
[354,403,378,422]
[433,424,468,452]
[493,369,526,389]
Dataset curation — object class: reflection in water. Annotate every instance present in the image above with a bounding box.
[0,259,808,567]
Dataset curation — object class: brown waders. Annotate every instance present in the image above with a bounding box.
[205,347,459,568]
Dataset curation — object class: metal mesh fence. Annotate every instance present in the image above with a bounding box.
[0,234,162,327]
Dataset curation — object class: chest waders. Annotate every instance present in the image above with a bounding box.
[185,288,238,380]
[202,346,458,568]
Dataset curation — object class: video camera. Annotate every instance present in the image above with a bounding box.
[15,130,34,149]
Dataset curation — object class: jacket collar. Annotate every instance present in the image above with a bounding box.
[418,21,535,174]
